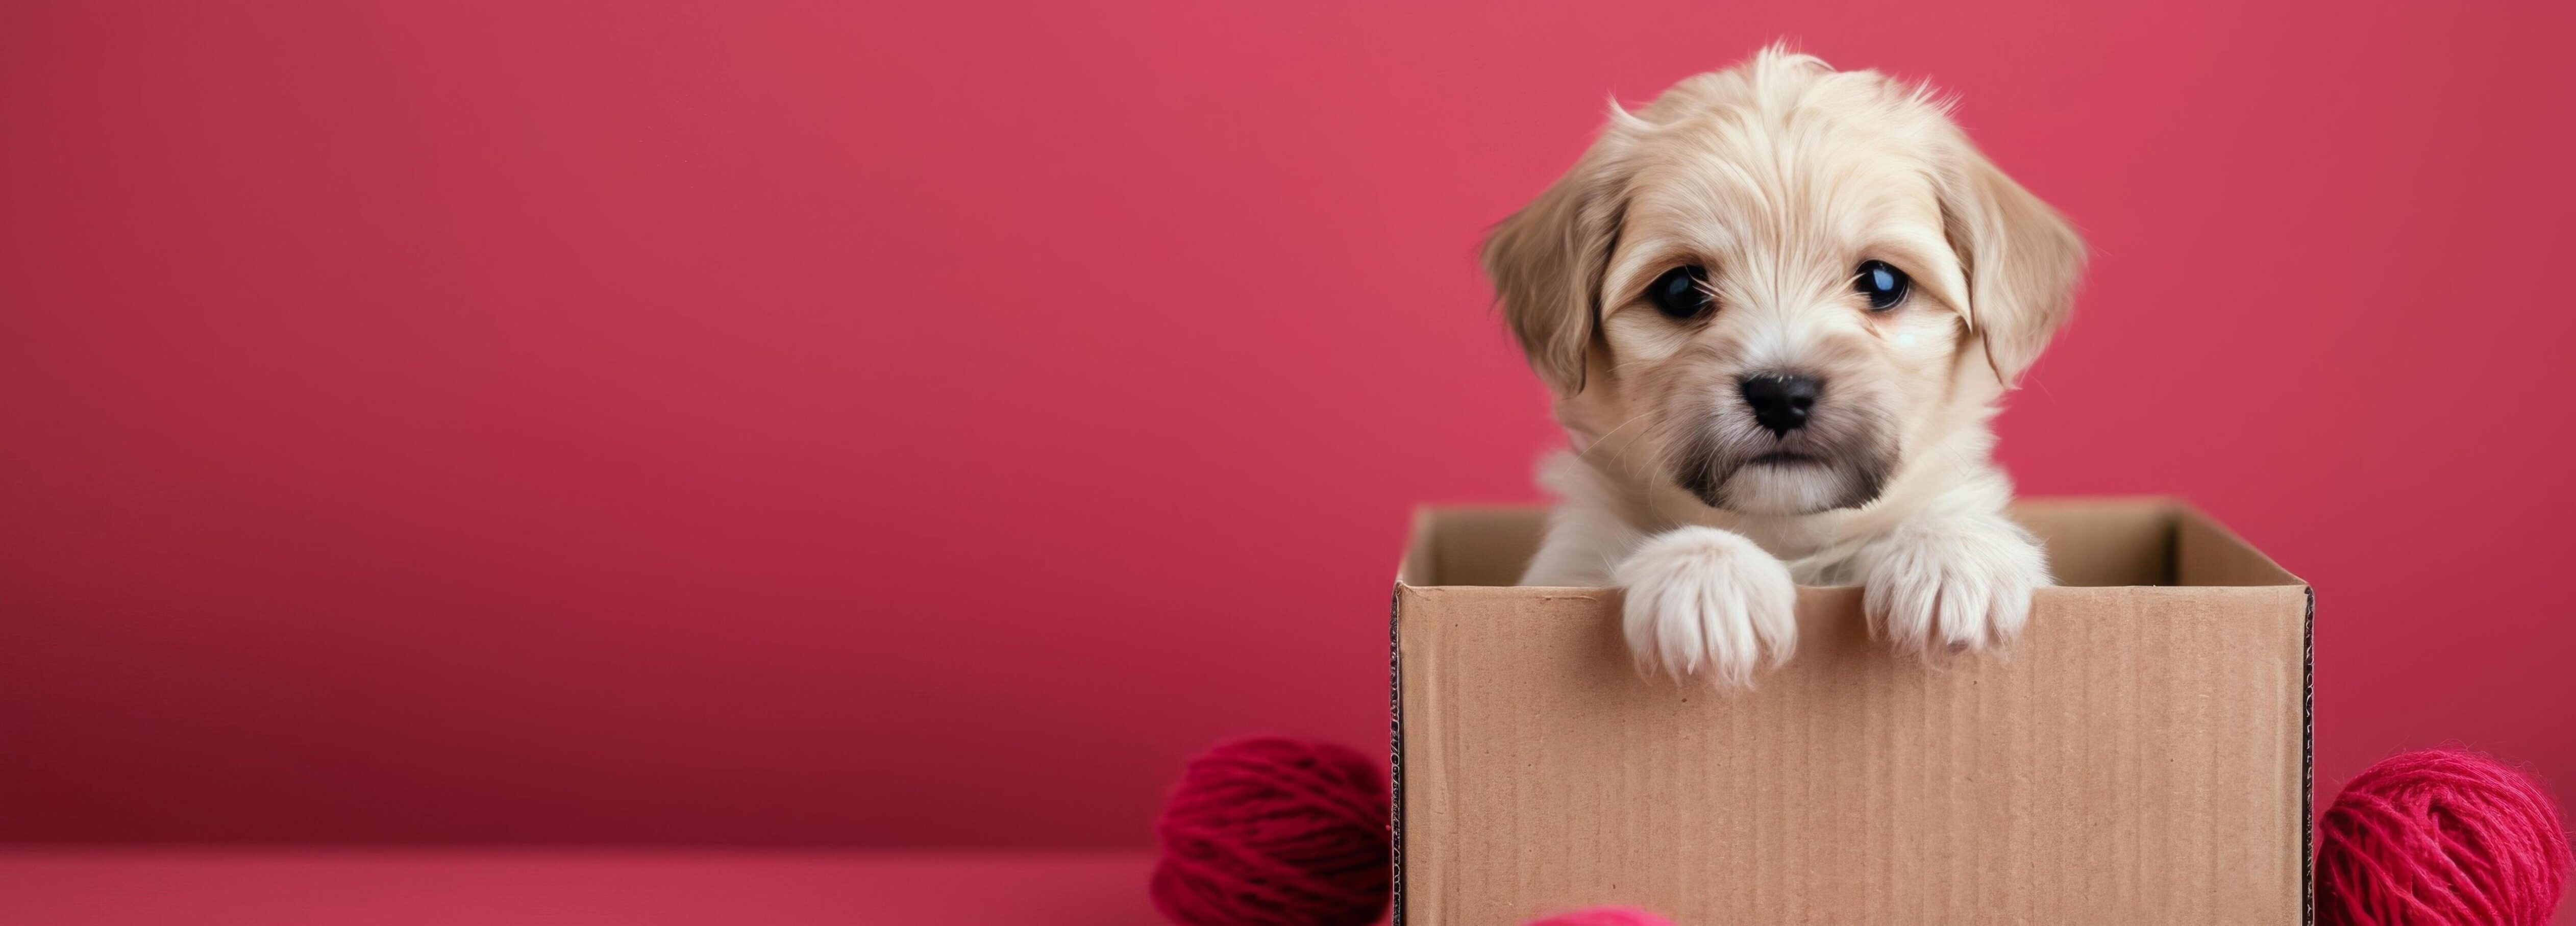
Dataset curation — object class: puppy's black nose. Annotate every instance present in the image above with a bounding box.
[1739,374,1821,437]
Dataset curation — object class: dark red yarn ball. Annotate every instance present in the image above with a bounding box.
[1149,737,1392,926]
[2318,748,2573,925]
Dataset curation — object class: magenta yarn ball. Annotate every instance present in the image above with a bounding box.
[2318,748,2573,925]
[1522,907,1678,926]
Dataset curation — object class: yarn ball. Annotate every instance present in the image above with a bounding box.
[1149,736,1392,926]
[1522,907,1676,926]
[2317,748,2573,925]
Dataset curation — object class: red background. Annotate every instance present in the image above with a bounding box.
[4,0,2571,848]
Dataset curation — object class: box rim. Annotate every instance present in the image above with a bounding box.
[1394,496,2306,591]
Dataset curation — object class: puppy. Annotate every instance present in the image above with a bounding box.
[1484,47,2085,687]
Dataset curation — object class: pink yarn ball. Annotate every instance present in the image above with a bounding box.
[1523,907,1677,926]
[1149,737,1391,926]
[2318,748,2573,925]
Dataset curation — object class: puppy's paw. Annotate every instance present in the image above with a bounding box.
[1856,521,2050,656]
[1613,527,1797,687]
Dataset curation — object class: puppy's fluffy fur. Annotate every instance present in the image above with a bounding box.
[1485,48,2085,686]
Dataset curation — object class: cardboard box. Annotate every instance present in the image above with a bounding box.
[1391,498,2310,924]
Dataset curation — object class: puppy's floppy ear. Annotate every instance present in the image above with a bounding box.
[1938,144,2086,388]
[1483,147,1626,395]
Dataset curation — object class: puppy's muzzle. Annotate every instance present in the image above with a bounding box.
[1739,373,1822,437]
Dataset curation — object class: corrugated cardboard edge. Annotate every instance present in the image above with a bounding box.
[1384,500,2315,924]
[1388,506,1435,926]
[1389,582,1408,926]
[2304,584,2317,926]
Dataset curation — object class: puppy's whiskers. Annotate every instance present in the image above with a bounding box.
[1583,410,1659,467]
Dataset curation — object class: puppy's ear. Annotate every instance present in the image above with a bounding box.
[1938,145,2086,388]
[1483,148,1626,395]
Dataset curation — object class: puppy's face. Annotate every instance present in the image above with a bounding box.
[1486,51,2084,516]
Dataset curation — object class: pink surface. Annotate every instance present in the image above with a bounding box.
[0,850,1160,926]
[0,850,2562,925]
[3,1,2573,847]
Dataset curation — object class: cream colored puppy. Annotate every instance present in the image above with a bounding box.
[1486,48,2084,687]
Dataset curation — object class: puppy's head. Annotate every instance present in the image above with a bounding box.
[1485,48,2084,515]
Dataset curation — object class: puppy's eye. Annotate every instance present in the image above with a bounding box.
[1855,260,1910,311]
[1647,265,1713,319]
